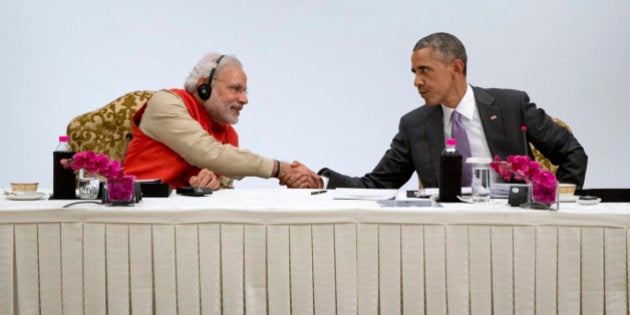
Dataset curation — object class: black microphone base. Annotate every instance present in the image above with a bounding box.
[139,182,173,197]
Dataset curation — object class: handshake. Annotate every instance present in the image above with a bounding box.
[277,161,323,189]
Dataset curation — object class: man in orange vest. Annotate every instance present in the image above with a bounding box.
[124,53,315,189]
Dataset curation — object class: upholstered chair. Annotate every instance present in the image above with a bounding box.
[531,117,573,174]
[66,90,154,162]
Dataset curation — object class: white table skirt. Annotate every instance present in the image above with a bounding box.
[1,189,629,314]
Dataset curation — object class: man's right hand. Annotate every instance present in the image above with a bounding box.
[278,161,322,189]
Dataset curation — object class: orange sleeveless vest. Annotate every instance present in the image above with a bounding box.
[124,89,238,187]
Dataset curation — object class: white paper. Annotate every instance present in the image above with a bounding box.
[332,188,398,201]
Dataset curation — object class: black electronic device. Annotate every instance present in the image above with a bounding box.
[197,55,226,100]
[576,188,630,202]
[176,186,212,197]
[508,184,530,207]
[139,180,172,197]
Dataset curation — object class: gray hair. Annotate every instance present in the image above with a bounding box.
[413,32,467,75]
[184,53,243,93]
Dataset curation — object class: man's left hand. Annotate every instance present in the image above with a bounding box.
[189,168,220,190]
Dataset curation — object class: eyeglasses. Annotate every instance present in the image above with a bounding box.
[214,79,248,95]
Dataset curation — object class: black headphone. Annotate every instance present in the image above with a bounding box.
[197,54,226,100]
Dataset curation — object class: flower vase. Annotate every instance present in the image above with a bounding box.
[528,181,559,210]
[77,169,100,200]
[107,175,135,205]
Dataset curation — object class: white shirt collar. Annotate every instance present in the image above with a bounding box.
[441,84,475,122]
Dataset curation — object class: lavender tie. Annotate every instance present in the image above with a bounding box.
[451,111,472,186]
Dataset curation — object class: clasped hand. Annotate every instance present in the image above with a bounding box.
[278,161,322,189]
[189,163,321,190]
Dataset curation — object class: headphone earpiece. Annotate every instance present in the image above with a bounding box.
[198,84,211,100]
[197,54,226,101]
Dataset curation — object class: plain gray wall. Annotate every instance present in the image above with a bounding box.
[1,0,628,190]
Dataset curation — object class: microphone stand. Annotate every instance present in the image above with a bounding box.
[520,126,528,155]
[121,133,133,168]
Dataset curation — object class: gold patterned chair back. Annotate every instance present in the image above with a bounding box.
[66,90,154,162]
[531,117,572,174]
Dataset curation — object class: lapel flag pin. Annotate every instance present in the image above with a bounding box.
[490,115,497,120]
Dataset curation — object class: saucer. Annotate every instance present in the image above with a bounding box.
[3,191,47,201]
[558,195,579,203]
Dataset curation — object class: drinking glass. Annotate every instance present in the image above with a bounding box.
[77,170,99,200]
[467,157,492,203]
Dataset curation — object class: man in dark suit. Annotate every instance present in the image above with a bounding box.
[285,32,588,189]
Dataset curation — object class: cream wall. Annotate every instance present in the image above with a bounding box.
[1,0,628,190]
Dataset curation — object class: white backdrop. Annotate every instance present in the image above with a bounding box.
[1,0,628,190]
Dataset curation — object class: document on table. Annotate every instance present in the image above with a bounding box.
[490,183,511,198]
[332,188,398,200]
[332,188,439,207]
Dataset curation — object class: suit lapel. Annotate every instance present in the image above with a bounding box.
[473,86,503,157]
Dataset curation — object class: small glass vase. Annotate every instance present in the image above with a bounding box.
[77,169,100,200]
[106,175,136,206]
[527,181,559,210]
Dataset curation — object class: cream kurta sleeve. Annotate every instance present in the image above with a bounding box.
[138,89,274,180]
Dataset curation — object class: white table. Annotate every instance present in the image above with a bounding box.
[1,189,629,314]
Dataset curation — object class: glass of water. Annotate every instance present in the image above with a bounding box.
[466,157,492,203]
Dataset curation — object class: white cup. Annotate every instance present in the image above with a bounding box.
[467,157,492,203]
[558,183,576,202]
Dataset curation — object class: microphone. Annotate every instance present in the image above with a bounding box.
[520,125,528,155]
[121,133,133,167]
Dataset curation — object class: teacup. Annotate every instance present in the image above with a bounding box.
[558,183,576,202]
[10,182,39,195]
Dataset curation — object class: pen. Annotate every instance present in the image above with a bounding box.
[310,190,327,195]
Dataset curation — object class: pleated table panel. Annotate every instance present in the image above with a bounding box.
[2,190,630,315]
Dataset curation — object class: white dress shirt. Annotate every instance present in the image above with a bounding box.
[441,84,492,160]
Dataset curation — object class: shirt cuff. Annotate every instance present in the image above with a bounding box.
[320,175,330,189]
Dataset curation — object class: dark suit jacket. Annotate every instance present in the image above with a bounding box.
[320,86,588,189]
